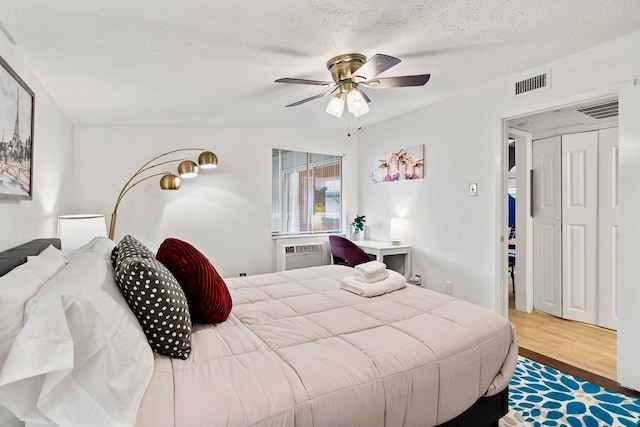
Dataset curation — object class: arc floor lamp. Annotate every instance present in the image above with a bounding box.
[108,148,218,240]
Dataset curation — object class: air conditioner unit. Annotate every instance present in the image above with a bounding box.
[283,244,326,270]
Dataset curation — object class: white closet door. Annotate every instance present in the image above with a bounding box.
[532,136,563,317]
[561,131,598,324]
[598,127,619,330]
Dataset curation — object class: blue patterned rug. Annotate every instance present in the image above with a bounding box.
[499,357,640,427]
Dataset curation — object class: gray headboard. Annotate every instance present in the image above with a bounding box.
[0,238,62,277]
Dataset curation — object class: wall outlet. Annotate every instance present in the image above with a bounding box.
[468,183,478,196]
[444,281,453,294]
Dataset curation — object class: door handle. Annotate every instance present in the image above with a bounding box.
[529,170,534,217]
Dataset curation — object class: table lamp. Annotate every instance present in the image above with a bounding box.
[58,214,108,250]
[390,217,407,246]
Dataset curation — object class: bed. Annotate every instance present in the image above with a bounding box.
[0,237,517,427]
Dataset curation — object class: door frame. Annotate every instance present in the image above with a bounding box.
[494,80,634,318]
[508,128,533,313]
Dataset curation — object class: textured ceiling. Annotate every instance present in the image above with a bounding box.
[1,0,639,129]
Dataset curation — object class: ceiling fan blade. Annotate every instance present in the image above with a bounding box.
[285,91,333,107]
[275,77,334,86]
[364,74,431,89]
[358,88,371,103]
[352,54,401,80]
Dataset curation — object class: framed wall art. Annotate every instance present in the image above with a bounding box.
[370,144,424,183]
[0,55,34,200]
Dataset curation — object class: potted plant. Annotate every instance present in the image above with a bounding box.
[351,215,366,240]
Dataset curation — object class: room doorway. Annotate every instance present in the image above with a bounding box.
[505,96,618,328]
[502,94,620,378]
[503,83,640,391]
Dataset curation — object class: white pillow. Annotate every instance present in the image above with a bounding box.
[0,237,153,426]
[61,235,117,265]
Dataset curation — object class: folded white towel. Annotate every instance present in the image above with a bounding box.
[354,261,387,278]
[355,268,389,283]
[340,270,406,297]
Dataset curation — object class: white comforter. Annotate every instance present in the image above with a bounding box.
[137,265,517,427]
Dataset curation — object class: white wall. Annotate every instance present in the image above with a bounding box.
[0,33,73,251]
[358,96,498,308]
[71,126,357,278]
[357,30,640,389]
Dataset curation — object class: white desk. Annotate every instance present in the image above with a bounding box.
[352,240,412,279]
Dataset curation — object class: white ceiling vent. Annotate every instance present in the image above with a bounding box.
[513,69,550,96]
[576,100,618,120]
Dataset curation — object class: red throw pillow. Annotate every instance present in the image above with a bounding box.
[156,238,232,324]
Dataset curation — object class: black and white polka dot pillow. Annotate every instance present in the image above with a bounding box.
[115,256,192,359]
[111,235,155,270]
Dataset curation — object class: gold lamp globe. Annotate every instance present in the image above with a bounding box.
[178,159,199,178]
[198,150,218,169]
[160,173,181,190]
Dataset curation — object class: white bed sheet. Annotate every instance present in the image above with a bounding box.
[0,238,154,427]
[136,265,517,427]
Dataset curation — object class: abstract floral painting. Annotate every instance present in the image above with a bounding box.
[370,144,424,183]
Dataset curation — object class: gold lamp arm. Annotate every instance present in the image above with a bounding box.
[107,148,217,240]
[109,172,172,239]
[113,159,183,210]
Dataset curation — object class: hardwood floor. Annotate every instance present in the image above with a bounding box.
[507,290,617,382]
[506,282,640,398]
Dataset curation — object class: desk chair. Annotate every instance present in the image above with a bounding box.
[328,235,371,268]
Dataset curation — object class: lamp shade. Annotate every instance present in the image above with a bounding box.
[57,214,107,250]
[178,159,199,178]
[160,173,181,190]
[390,217,408,245]
[325,94,345,118]
[198,150,218,169]
[347,90,370,117]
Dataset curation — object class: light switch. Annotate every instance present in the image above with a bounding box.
[469,183,478,196]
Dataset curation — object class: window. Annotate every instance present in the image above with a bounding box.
[272,148,342,235]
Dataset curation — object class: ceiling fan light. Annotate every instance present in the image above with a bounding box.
[352,101,370,117]
[347,90,369,117]
[325,95,345,118]
[347,90,368,116]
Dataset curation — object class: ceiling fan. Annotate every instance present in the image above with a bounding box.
[275,53,430,118]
